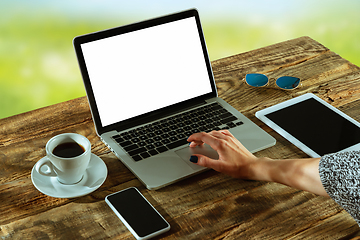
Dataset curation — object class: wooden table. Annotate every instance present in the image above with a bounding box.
[1,36,360,239]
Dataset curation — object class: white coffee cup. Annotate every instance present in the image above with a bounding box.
[36,133,91,185]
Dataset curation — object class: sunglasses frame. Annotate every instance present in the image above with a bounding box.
[243,73,301,90]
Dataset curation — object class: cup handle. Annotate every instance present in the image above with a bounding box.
[35,157,57,177]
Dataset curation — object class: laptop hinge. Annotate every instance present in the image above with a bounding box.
[115,100,207,132]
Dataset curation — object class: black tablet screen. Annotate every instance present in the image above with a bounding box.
[265,98,360,156]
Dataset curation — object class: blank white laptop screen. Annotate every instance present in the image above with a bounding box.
[81,16,212,127]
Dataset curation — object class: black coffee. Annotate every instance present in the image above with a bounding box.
[52,142,85,158]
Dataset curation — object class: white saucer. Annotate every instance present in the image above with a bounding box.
[31,153,107,198]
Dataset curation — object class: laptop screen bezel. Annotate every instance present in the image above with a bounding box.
[73,9,217,135]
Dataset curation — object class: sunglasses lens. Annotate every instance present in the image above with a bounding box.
[245,73,268,87]
[276,76,300,90]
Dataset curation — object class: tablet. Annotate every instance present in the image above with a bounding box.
[256,93,360,157]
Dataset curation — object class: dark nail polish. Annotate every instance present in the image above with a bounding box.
[189,155,198,163]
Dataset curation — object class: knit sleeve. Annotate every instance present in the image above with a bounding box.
[319,151,360,226]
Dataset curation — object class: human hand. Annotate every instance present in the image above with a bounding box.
[187,130,258,179]
[187,130,329,196]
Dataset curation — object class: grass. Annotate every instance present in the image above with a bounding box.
[1,10,359,119]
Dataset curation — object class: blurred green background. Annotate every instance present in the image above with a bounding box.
[1,0,359,119]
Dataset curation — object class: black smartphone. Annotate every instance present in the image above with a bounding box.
[105,187,170,239]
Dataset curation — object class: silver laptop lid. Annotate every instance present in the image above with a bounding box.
[73,9,217,135]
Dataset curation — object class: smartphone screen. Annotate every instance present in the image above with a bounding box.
[105,187,170,239]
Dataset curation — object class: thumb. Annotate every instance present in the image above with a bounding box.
[189,154,222,171]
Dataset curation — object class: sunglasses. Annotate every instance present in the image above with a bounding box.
[244,73,301,90]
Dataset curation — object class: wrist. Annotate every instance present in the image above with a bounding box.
[247,157,327,196]
[246,157,275,182]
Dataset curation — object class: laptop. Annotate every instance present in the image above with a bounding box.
[73,9,276,190]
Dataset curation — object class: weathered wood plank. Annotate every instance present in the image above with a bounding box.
[211,36,329,75]
[213,38,360,118]
[0,97,91,148]
[1,36,360,239]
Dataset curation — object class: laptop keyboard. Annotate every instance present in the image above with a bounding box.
[111,103,243,162]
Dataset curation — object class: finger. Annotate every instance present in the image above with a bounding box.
[187,132,217,145]
[189,140,204,147]
[189,154,223,173]
[208,130,230,139]
[209,130,235,140]
[211,130,243,148]
[188,130,228,143]
[219,129,234,137]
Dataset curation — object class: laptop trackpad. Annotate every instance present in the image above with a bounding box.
[175,144,219,170]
